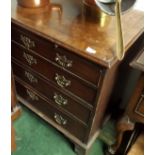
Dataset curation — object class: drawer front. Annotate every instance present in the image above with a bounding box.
[15,80,87,141]
[135,93,144,117]
[12,42,97,104]
[11,24,102,86]
[12,61,91,123]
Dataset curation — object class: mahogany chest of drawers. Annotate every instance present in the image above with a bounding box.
[11,0,144,154]
[11,21,106,142]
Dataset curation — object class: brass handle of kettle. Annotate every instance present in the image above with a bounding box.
[115,0,124,60]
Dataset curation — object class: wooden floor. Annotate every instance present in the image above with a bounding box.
[127,133,144,155]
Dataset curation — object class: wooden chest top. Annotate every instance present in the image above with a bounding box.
[11,0,144,68]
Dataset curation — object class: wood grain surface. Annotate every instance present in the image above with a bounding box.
[11,0,144,67]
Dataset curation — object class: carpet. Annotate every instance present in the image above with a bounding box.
[12,106,106,155]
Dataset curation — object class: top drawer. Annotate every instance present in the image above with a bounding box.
[11,23,103,86]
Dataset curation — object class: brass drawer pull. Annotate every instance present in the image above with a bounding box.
[20,34,35,49]
[23,52,37,65]
[25,71,38,83]
[55,73,71,88]
[26,89,39,101]
[53,93,68,106]
[54,113,67,125]
[55,53,72,68]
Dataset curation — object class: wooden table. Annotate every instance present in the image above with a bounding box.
[11,0,144,154]
[109,49,144,154]
[128,49,144,123]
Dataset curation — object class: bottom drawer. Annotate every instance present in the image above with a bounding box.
[15,80,88,141]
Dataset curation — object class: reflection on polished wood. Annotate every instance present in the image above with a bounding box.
[11,0,143,67]
[17,0,50,8]
[16,3,62,26]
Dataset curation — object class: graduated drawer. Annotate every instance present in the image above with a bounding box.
[12,42,97,105]
[15,80,88,141]
[12,61,92,124]
[11,24,102,86]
